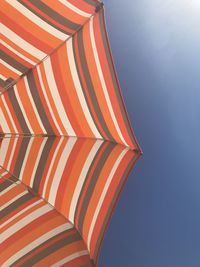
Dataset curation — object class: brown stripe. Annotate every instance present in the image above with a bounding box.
[0,78,6,88]
[0,191,33,218]
[78,142,115,233]
[81,263,94,267]
[0,170,18,184]
[98,9,136,146]
[13,137,30,179]
[0,50,29,74]
[93,153,137,261]
[26,71,54,134]
[0,178,13,192]
[74,140,104,222]
[18,0,77,35]
[84,0,99,7]
[72,37,102,138]
[16,230,82,266]
[76,29,114,141]
[32,137,56,192]
[7,87,30,134]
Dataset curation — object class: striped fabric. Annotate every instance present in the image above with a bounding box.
[0,136,139,262]
[0,1,141,266]
[0,167,93,267]
[0,0,100,89]
[0,5,138,149]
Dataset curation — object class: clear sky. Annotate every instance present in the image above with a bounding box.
[99,0,200,266]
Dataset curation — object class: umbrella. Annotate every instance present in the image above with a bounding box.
[0,1,141,266]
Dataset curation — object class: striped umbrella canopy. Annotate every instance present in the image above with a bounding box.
[0,1,141,266]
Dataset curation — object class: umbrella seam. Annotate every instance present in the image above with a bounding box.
[0,164,94,264]
[0,3,104,95]
[0,134,141,153]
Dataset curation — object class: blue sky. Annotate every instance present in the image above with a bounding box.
[99,1,200,266]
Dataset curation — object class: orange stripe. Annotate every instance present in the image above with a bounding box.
[94,13,134,147]
[82,145,123,242]
[0,3,58,53]
[51,51,84,136]
[1,211,62,262]
[20,137,44,186]
[21,0,74,35]
[1,198,45,233]
[73,33,107,138]
[1,34,39,63]
[42,0,89,23]
[0,63,19,80]
[0,138,15,168]
[32,68,58,135]
[15,78,44,134]
[33,240,87,266]
[68,0,96,14]
[60,139,95,216]
[55,139,85,212]
[39,63,68,135]
[83,19,121,142]
[44,138,69,201]
[56,44,94,138]
[1,45,33,70]
[0,98,15,133]
[90,151,133,256]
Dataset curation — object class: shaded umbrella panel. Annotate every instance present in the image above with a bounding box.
[0,1,141,265]
[0,167,94,267]
[0,136,139,262]
[0,8,138,150]
[0,0,101,89]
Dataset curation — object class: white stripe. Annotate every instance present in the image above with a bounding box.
[29,138,47,187]
[69,140,103,223]
[24,76,47,134]
[48,138,77,205]
[0,137,10,166]
[6,0,68,41]
[52,250,89,267]
[1,199,43,229]
[1,204,53,243]
[14,84,33,133]
[0,170,7,179]
[0,138,18,170]
[0,182,17,197]
[18,137,34,181]
[36,66,62,135]
[1,40,36,65]
[6,137,18,170]
[90,18,128,146]
[66,39,102,139]
[42,137,64,198]
[58,0,91,17]
[43,58,75,136]
[2,220,71,267]
[0,74,7,80]
[1,60,22,75]
[0,190,28,211]
[87,148,128,250]
[2,95,18,133]
[0,108,10,133]
[0,24,46,59]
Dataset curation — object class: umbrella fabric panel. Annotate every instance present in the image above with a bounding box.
[0,0,101,89]
[0,8,138,150]
[0,1,141,265]
[0,136,139,262]
[0,167,93,267]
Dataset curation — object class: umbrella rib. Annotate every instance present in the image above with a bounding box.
[0,133,141,153]
[0,2,104,96]
[0,163,96,263]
